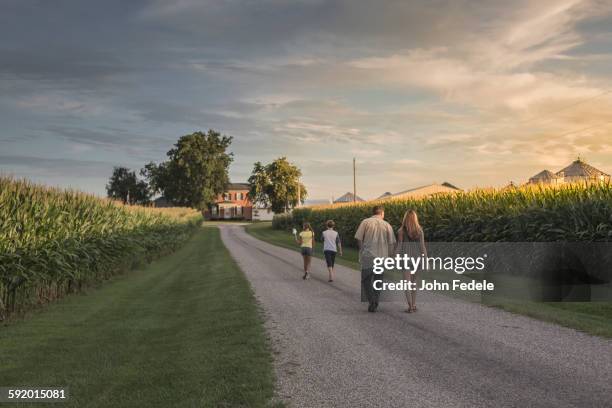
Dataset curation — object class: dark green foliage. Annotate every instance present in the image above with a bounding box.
[143,130,233,209]
[248,157,307,213]
[106,166,151,205]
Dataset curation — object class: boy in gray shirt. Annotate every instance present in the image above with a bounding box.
[322,220,343,282]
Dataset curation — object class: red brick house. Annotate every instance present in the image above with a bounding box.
[204,183,253,220]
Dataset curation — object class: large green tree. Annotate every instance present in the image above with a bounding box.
[106,167,151,205]
[143,130,233,209]
[248,157,307,213]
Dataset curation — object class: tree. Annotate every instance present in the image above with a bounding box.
[248,157,307,213]
[247,162,271,206]
[142,130,233,209]
[106,167,151,205]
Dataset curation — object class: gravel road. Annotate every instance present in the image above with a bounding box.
[219,225,612,408]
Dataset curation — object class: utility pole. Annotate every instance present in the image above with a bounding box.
[353,157,356,203]
[297,181,301,208]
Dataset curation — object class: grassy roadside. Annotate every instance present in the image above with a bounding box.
[0,226,278,407]
[245,222,612,338]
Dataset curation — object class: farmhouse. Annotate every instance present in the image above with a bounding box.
[378,182,462,201]
[528,158,610,185]
[204,182,253,220]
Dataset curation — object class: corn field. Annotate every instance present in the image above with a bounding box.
[274,183,612,246]
[0,177,202,320]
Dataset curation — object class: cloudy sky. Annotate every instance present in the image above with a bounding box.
[1,0,612,200]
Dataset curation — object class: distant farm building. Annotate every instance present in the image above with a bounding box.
[528,158,610,185]
[441,182,460,190]
[376,192,393,200]
[152,196,172,207]
[333,192,365,204]
[529,170,563,185]
[378,182,462,201]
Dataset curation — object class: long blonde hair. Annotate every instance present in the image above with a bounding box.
[401,210,422,240]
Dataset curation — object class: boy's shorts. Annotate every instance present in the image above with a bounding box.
[324,250,336,267]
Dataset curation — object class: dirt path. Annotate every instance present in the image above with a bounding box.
[220,224,612,408]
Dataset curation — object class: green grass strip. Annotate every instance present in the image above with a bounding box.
[0,227,277,407]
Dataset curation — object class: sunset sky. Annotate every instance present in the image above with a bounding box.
[1,0,612,200]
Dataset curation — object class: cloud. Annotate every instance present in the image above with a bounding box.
[347,51,603,113]
[16,94,107,115]
[0,48,129,84]
[40,125,171,158]
[1,0,612,198]
[136,0,477,54]
[425,133,478,146]
[0,155,116,178]
[133,100,245,126]
[345,1,611,109]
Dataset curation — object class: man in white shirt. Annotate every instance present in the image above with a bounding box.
[354,205,396,312]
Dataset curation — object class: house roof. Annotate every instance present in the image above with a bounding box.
[334,192,365,203]
[226,182,250,191]
[380,183,462,200]
[441,181,460,190]
[392,183,461,197]
[377,192,393,199]
[530,169,559,180]
[555,159,610,178]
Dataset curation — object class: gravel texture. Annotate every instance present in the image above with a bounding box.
[219,225,612,408]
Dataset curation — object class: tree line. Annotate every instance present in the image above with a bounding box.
[106,130,307,212]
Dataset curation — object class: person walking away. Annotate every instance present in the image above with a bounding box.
[354,206,396,312]
[296,222,314,280]
[322,220,343,282]
[397,210,427,313]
